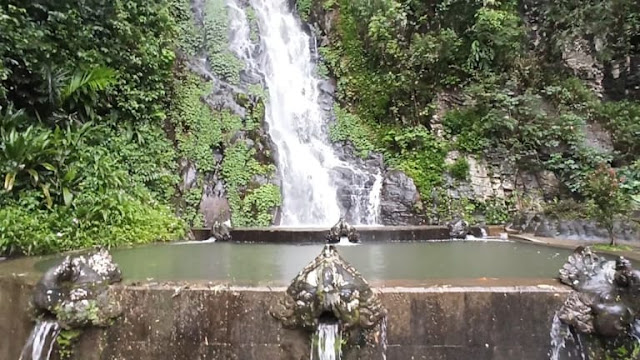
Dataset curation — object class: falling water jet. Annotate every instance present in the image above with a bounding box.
[272,244,386,359]
[19,320,61,360]
[313,313,342,360]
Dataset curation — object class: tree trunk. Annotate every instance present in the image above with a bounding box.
[608,229,616,246]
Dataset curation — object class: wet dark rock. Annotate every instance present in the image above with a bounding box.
[211,220,232,242]
[271,244,385,333]
[205,82,247,118]
[447,217,470,239]
[328,144,384,223]
[511,212,639,243]
[557,247,640,340]
[32,248,122,329]
[379,170,423,225]
[534,218,558,237]
[200,175,231,227]
[326,217,359,243]
[180,159,198,192]
[240,70,262,85]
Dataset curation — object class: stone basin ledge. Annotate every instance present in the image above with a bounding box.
[191,225,492,242]
[0,274,571,360]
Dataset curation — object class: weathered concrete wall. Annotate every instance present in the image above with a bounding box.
[0,277,35,360]
[193,225,487,242]
[0,276,570,360]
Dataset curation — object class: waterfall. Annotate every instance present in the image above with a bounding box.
[312,322,342,360]
[226,0,382,226]
[19,320,61,360]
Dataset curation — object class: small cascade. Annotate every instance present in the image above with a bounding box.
[19,320,61,360]
[549,313,569,360]
[365,172,383,225]
[380,315,388,360]
[549,313,587,360]
[312,321,342,360]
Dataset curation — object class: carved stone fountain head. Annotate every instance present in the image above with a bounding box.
[557,246,640,338]
[32,247,122,328]
[326,218,360,244]
[271,244,385,332]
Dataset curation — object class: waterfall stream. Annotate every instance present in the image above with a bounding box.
[19,320,61,360]
[226,0,382,226]
[313,322,342,360]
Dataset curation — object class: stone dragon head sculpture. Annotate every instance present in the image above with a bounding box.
[32,247,122,328]
[271,244,385,332]
[557,246,640,338]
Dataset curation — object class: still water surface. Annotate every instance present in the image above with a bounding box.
[37,241,580,284]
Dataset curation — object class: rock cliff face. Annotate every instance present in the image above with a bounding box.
[301,0,639,228]
[379,170,424,225]
[174,1,281,228]
[522,0,640,101]
[510,213,640,243]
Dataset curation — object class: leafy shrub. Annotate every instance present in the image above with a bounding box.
[448,158,470,181]
[584,164,632,246]
[329,106,375,157]
[0,189,185,256]
[380,126,448,197]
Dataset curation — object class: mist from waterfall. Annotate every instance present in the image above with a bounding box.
[226,0,382,226]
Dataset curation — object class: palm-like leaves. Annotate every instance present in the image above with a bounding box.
[41,66,117,124]
[1,125,55,192]
[1,107,93,207]
[61,67,117,101]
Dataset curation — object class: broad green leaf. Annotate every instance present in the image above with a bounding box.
[4,172,16,191]
[41,162,57,171]
[41,184,52,208]
[26,169,39,184]
[63,187,73,206]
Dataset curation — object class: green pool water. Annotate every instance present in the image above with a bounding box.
[36,240,581,285]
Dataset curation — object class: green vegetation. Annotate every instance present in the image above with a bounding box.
[448,158,470,181]
[0,0,280,256]
[584,164,632,246]
[295,0,313,21]
[309,0,640,223]
[203,0,243,84]
[222,143,281,227]
[56,329,82,360]
[0,0,190,256]
[592,244,633,252]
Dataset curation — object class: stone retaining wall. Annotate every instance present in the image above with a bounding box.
[0,276,570,360]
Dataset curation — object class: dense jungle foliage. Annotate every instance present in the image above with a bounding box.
[310,0,640,224]
[0,0,281,256]
[0,0,189,255]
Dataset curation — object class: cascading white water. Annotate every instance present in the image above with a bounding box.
[380,315,388,360]
[549,313,568,360]
[313,322,342,360]
[226,0,381,226]
[19,320,61,360]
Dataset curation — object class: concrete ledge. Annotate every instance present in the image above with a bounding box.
[191,225,486,242]
[0,276,571,360]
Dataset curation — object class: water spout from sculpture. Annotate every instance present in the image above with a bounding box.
[19,248,122,360]
[271,242,386,360]
[313,319,342,360]
[19,320,60,360]
[551,246,640,359]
